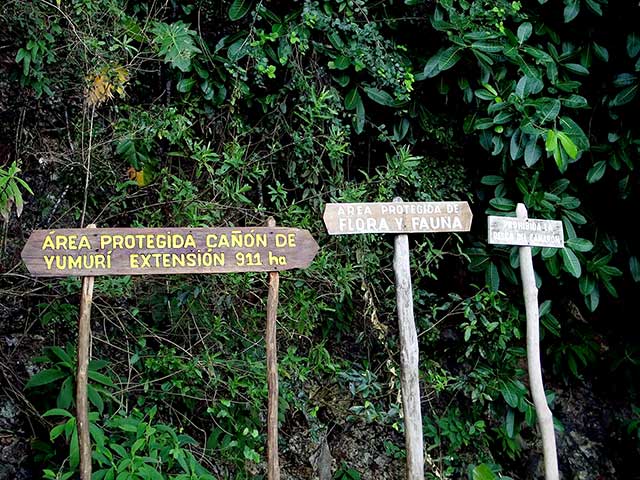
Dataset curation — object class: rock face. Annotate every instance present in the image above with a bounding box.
[0,398,32,480]
[555,383,619,480]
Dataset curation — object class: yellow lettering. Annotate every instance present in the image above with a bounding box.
[288,233,296,247]
[55,235,68,250]
[42,233,56,250]
[130,253,139,268]
[66,235,78,250]
[184,234,196,248]
[231,230,243,247]
[112,235,124,249]
[218,234,230,248]
[123,234,135,249]
[275,233,287,248]
[44,255,55,269]
[255,234,267,248]
[94,255,106,269]
[68,256,82,269]
[206,234,218,248]
[100,235,112,249]
[77,235,91,250]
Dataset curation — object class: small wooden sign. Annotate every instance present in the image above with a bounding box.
[21,227,319,277]
[323,201,472,235]
[487,216,564,248]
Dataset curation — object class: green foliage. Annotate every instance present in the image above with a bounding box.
[0,161,33,220]
[26,345,114,413]
[7,0,640,478]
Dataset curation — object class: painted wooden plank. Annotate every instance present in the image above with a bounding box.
[515,205,560,480]
[323,201,472,235]
[21,227,319,276]
[488,216,564,248]
[393,224,425,480]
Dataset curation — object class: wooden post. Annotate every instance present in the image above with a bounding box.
[77,223,96,480]
[392,197,424,480]
[266,217,281,480]
[516,204,559,480]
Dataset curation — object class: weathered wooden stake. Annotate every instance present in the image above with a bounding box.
[77,224,96,480]
[392,198,424,480]
[266,217,281,480]
[516,204,559,480]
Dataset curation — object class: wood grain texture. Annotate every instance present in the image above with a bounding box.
[77,224,95,480]
[266,218,281,480]
[21,227,319,276]
[517,204,559,480]
[323,201,472,235]
[392,199,425,480]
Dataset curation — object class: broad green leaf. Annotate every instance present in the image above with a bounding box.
[517,22,532,43]
[422,51,442,78]
[586,286,600,311]
[176,78,196,93]
[330,55,350,70]
[567,238,593,252]
[49,346,73,366]
[88,384,104,413]
[559,117,590,150]
[579,274,596,295]
[563,209,587,225]
[524,136,542,167]
[25,368,67,388]
[70,429,79,469]
[561,248,582,277]
[585,0,602,15]
[438,46,463,71]
[501,382,519,408]
[613,73,637,88]
[563,0,580,23]
[545,129,557,152]
[472,40,503,53]
[228,0,253,21]
[43,408,74,418]
[593,42,609,62]
[506,409,515,437]
[57,376,74,409]
[564,63,589,75]
[472,464,498,480]
[557,132,578,159]
[354,96,365,134]
[88,370,115,387]
[630,256,640,282]
[344,87,361,110]
[627,32,640,58]
[364,87,396,106]
[537,99,561,123]
[587,161,606,183]
[486,263,499,292]
[481,175,503,186]
[489,197,515,211]
[562,95,588,109]
[610,85,638,107]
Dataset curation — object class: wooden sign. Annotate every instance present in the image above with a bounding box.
[323,197,473,480]
[323,201,472,235]
[21,227,319,277]
[488,216,564,248]
[489,205,560,480]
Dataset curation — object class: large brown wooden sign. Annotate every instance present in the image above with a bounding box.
[323,201,473,235]
[21,227,319,277]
